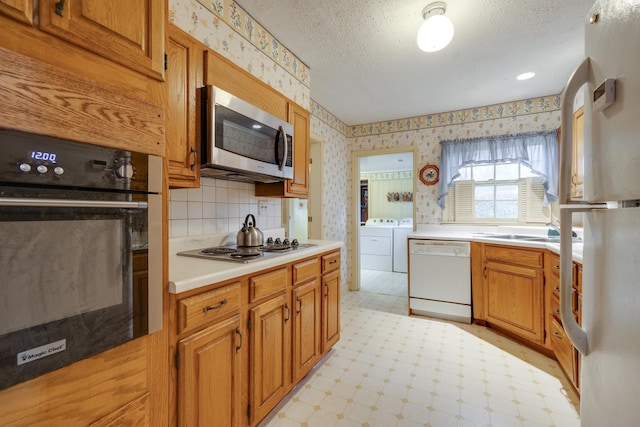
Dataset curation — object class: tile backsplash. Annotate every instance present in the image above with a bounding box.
[169,177,282,238]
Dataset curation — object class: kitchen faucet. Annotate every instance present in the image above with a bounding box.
[547,222,578,237]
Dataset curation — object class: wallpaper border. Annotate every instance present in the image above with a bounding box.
[312,94,562,138]
[194,0,310,88]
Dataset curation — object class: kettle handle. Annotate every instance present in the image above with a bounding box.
[244,213,256,227]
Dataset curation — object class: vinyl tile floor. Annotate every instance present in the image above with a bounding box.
[260,270,580,427]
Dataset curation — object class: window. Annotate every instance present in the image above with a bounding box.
[437,130,558,224]
[442,163,550,223]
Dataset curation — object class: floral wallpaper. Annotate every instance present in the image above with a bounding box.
[168,0,310,109]
[310,115,350,284]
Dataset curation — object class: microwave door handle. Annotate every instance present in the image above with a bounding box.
[278,125,287,171]
[0,197,148,209]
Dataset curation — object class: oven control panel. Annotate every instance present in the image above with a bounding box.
[0,129,148,191]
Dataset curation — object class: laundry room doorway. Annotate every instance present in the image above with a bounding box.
[352,148,416,302]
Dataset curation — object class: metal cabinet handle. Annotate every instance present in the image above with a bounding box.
[554,287,560,292]
[296,297,302,314]
[190,146,197,171]
[553,331,562,339]
[554,309,561,315]
[553,265,560,270]
[235,327,242,353]
[55,0,66,16]
[284,303,290,321]
[329,260,337,265]
[203,299,227,312]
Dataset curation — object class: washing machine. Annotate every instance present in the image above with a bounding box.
[393,217,413,273]
[359,218,398,271]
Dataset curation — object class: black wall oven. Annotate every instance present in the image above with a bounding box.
[0,129,162,390]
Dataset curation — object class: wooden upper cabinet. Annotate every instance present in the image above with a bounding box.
[166,25,203,188]
[286,102,310,197]
[0,0,33,24]
[38,0,164,80]
[254,102,310,198]
[203,51,287,121]
[571,106,585,199]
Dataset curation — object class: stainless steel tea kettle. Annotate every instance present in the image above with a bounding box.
[237,214,264,247]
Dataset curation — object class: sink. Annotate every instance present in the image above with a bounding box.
[484,234,543,240]
[482,234,581,243]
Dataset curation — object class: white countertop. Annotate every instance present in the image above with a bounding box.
[407,224,584,263]
[169,234,343,294]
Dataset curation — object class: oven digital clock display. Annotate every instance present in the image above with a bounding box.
[29,151,58,164]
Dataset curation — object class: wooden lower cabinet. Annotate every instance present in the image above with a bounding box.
[173,249,341,427]
[249,293,291,424]
[292,279,321,383]
[481,245,545,345]
[322,269,341,352]
[178,315,243,427]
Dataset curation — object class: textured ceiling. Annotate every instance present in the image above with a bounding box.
[237,0,594,125]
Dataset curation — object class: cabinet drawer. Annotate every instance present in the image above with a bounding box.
[550,291,561,321]
[548,252,560,280]
[293,257,319,286]
[485,245,543,268]
[550,288,579,323]
[321,251,340,273]
[574,293,582,326]
[177,282,241,334]
[549,317,574,379]
[250,267,288,302]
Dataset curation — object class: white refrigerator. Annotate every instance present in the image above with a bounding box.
[560,1,640,426]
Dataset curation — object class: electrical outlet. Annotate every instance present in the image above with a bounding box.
[258,200,268,215]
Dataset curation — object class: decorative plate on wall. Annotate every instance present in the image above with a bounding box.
[419,164,439,185]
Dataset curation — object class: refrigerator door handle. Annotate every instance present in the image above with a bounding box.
[559,204,606,356]
[560,57,590,204]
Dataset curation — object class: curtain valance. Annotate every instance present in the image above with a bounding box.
[436,130,559,208]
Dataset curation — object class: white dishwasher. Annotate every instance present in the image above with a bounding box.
[408,239,471,323]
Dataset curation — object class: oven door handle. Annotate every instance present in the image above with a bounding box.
[0,197,148,209]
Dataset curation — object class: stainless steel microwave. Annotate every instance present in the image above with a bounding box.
[200,85,294,183]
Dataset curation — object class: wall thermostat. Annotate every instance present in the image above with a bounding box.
[593,78,616,112]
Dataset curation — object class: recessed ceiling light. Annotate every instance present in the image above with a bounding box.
[517,72,535,81]
[252,124,262,129]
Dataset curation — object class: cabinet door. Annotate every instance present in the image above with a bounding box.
[38,0,164,80]
[286,102,310,197]
[178,315,243,427]
[166,25,202,188]
[255,103,310,198]
[322,269,340,352]
[0,0,33,24]
[484,261,544,344]
[292,280,321,382]
[249,294,291,424]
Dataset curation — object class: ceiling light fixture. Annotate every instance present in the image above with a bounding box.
[516,72,536,81]
[417,2,454,52]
